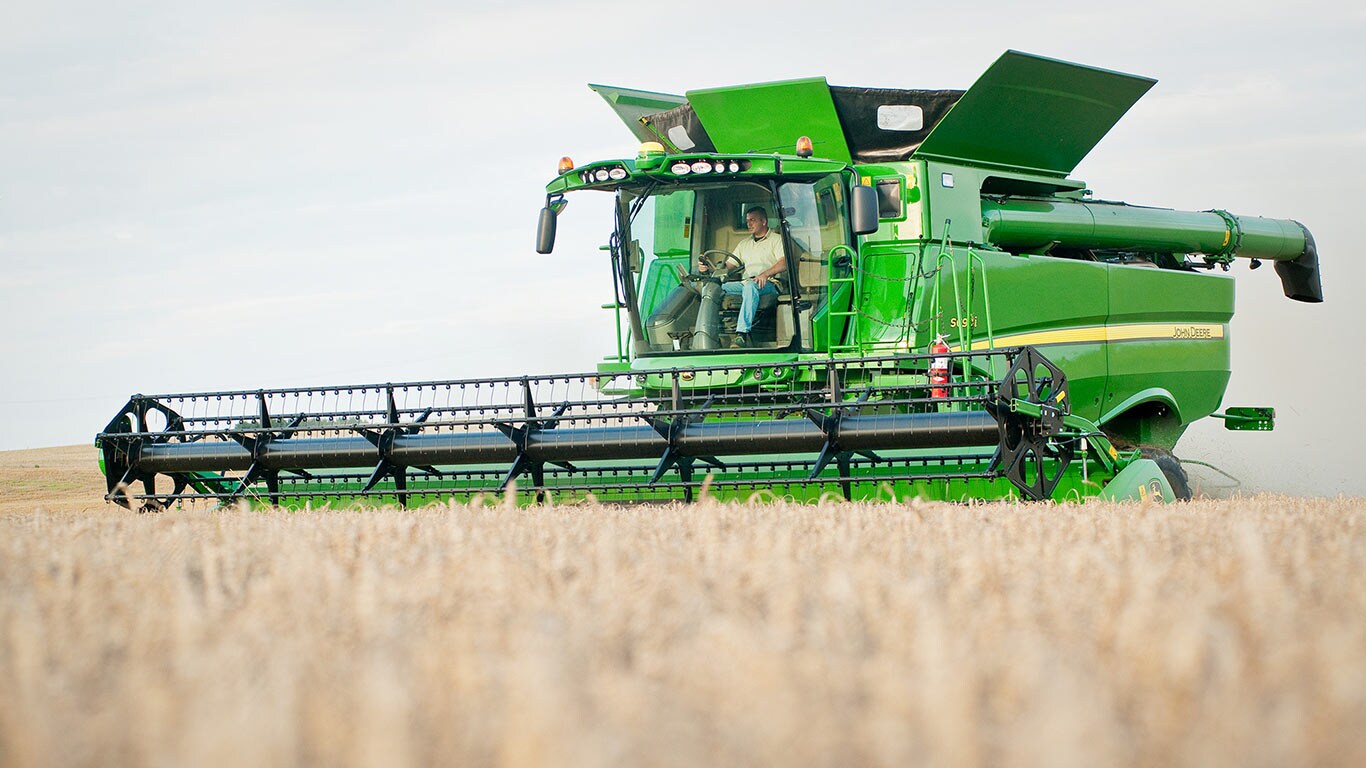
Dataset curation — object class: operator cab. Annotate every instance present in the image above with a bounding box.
[621,173,851,355]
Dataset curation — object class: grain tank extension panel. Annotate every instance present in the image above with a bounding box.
[593,51,1150,174]
[593,79,964,163]
[912,50,1156,175]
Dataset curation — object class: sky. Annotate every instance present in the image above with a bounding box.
[2,1,1363,496]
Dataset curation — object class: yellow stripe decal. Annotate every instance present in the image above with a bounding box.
[949,323,1225,352]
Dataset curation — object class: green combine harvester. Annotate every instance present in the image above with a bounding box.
[97,51,1321,510]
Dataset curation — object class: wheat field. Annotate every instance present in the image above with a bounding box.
[1,447,1364,767]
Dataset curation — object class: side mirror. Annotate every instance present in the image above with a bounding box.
[536,207,557,254]
[850,185,879,236]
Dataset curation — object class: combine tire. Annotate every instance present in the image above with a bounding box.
[1140,447,1192,501]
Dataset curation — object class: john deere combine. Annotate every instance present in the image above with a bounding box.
[97,51,1321,509]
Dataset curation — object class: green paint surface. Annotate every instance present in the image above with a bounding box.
[914,50,1155,175]
[687,77,852,162]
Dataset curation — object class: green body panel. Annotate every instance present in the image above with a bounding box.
[911,247,1110,422]
[913,51,1155,176]
[1096,459,1175,503]
[1103,341,1229,448]
[1104,265,1234,445]
[686,77,852,161]
[923,161,988,244]
[889,250,1234,441]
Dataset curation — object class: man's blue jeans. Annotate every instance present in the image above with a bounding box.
[721,279,778,334]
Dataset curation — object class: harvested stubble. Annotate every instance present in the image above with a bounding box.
[1,496,1363,768]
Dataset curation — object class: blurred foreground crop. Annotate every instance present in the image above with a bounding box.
[2,495,1364,767]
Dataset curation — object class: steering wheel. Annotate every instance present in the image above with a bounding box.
[698,249,745,278]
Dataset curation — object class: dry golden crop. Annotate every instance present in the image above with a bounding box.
[2,490,1364,767]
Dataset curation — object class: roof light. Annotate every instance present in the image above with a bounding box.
[670,161,691,175]
[795,136,813,158]
[594,168,610,182]
[690,160,712,174]
[727,161,740,173]
[608,167,627,180]
[558,156,575,174]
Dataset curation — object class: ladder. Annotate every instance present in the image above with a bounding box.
[825,244,861,355]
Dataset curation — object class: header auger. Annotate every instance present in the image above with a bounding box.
[97,51,1317,508]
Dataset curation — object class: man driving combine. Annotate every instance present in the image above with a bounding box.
[698,206,787,348]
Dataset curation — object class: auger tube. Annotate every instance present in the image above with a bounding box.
[980,198,1320,301]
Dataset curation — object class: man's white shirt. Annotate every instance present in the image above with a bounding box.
[733,231,785,279]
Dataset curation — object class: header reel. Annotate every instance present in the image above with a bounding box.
[96,347,1104,511]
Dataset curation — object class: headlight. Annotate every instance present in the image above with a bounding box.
[594,168,610,182]
[608,167,627,180]
[670,162,691,175]
[690,160,712,174]
[727,161,740,173]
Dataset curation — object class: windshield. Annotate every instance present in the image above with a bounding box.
[617,174,850,356]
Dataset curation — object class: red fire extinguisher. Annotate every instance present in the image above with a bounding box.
[930,336,951,399]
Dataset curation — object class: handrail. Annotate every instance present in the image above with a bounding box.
[824,243,861,356]
[601,303,626,362]
[927,220,1000,383]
